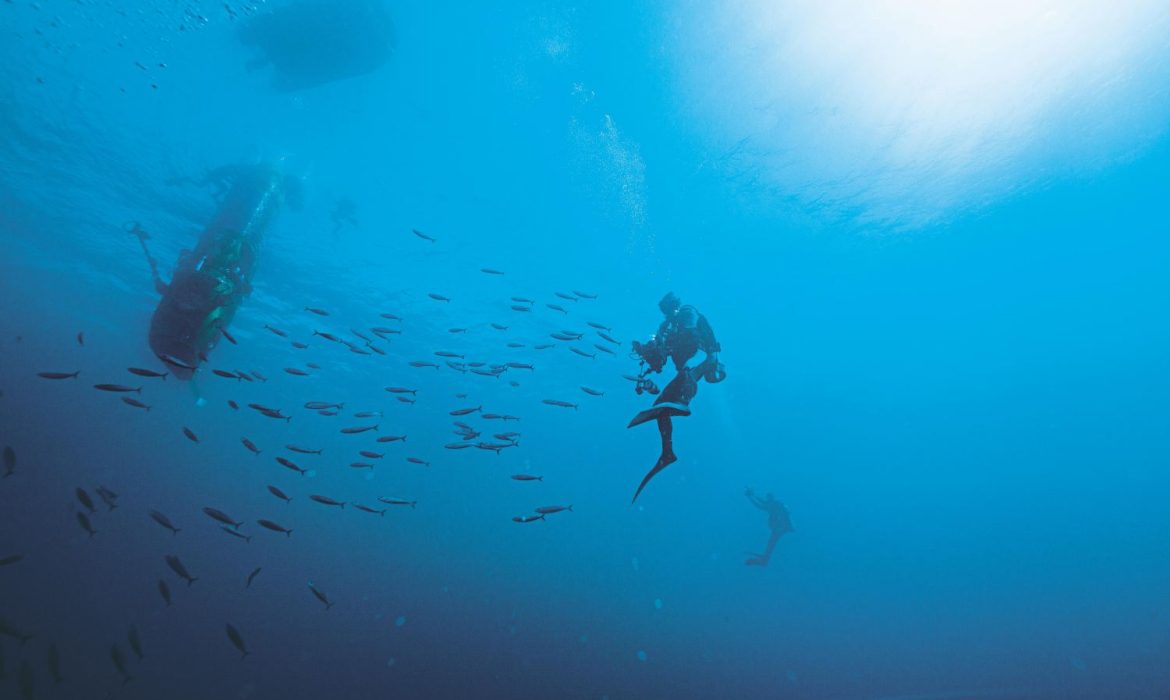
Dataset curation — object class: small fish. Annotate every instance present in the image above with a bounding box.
[291,341,309,349]
[353,504,386,516]
[110,644,133,685]
[550,332,575,341]
[251,371,268,382]
[510,305,531,312]
[359,450,383,459]
[225,624,250,659]
[384,387,416,395]
[482,413,505,420]
[246,567,262,588]
[368,344,386,356]
[0,617,35,645]
[228,400,239,410]
[512,514,545,523]
[94,383,141,393]
[349,346,371,356]
[377,497,417,509]
[304,401,344,410]
[542,399,578,409]
[221,526,252,543]
[264,325,288,337]
[535,505,573,515]
[310,495,346,508]
[241,438,261,456]
[435,350,464,359]
[587,321,611,331]
[397,396,417,404]
[319,409,338,416]
[157,354,198,372]
[555,292,578,302]
[371,326,401,335]
[220,327,237,345]
[446,361,467,373]
[308,582,335,610]
[506,362,534,370]
[182,427,199,443]
[573,290,598,299]
[257,519,293,536]
[128,367,168,379]
[121,397,151,410]
[157,579,172,606]
[490,323,508,330]
[164,554,197,586]
[597,331,620,345]
[470,368,500,378]
[37,371,80,380]
[76,331,85,346]
[580,386,605,396]
[570,348,596,359]
[444,443,472,450]
[406,457,430,466]
[376,435,407,443]
[350,328,372,342]
[75,488,96,513]
[47,641,62,683]
[286,445,322,455]
[349,462,374,469]
[0,554,25,566]
[313,331,341,343]
[340,424,378,434]
[475,442,511,453]
[95,486,118,511]
[213,369,240,380]
[593,344,615,355]
[259,408,291,422]
[428,293,451,302]
[305,307,329,316]
[506,342,525,348]
[409,361,439,369]
[534,343,555,350]
[150,510,181,535]
[236,371,254,383]
[307,362,324,370]
[411,228,436,242]
[449,406,481,416]
[284,367,309,376]
[546,304,568,314]
[76,512,97,537]
[380,313,403,321]
[276,457,306,476]
[203,507,243,529]
[267,485,292,503]
[511,474,543,481]
[481,267,505,275]
[128,625,144,660]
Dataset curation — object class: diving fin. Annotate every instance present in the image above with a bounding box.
[627,402,690,429]
[631,451,677,503]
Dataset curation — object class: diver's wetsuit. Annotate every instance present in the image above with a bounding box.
[746,493,793,566]
[138,165,292,378]
[628,297,723,502]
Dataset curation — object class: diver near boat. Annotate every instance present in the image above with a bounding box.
[627,292,725,502]
[130,163,301,378]
[744,488,793,566]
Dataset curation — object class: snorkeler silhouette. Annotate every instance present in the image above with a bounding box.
[744,488,793,566]
[627,292,725,502]
[132,163,301,378]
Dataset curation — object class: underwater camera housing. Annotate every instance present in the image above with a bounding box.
[631,338,667,373]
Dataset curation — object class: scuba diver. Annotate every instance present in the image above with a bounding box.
[329,197,359,237]
[131,163,301,379]
[627,292,725,502]
[744,488,793,566]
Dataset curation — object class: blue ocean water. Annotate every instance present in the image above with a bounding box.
[1,2,1169,699]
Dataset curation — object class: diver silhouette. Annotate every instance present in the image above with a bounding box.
[627,292,725,502]
[744,488,793,566]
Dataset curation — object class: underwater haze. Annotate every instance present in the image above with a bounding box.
[2,1,1170,699]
